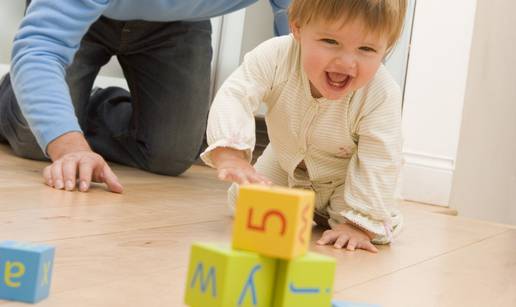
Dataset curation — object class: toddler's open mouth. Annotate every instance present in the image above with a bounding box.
[326,72,351,90]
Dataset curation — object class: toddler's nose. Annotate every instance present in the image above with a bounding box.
[335,53,357,71]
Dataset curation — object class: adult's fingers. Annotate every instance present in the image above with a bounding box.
[50,161,64,190]
[78,159,94,192]
[100,164,123,193]
[62,158,78,191]
[42,165,53,187]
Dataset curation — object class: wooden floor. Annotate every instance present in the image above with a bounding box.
[0,143,515,307]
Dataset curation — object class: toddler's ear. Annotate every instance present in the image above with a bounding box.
[290,22,301,40]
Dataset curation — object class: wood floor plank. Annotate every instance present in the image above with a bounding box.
[0,186,230,241]
[333,230,516,307]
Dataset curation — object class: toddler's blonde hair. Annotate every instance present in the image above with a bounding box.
[288,0,407,50]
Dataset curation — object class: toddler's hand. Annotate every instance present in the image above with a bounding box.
[316,223,378,253]
[217,160,272,185]
[211,147,272,185]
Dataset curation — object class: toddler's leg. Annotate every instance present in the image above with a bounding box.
[227,145,288,213]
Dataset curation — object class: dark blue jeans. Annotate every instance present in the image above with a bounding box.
[0,16,213,176]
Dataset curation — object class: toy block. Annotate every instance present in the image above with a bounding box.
[332,301,381,307]
[273,252,336,307]
[0,241,55,303]
[185,242,276,307]
[232,185,315,260]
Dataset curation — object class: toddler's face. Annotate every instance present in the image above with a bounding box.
[292,18,388,100]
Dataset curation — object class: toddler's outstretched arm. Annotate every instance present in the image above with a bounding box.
[210,147,272,185]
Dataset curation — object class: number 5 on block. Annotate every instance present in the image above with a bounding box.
[232,185,315,260]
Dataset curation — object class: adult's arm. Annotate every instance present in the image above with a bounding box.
[268,0,290,36]
[11,0,110,154]
[12,0,123,193]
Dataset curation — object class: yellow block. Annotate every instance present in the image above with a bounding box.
[232,185,315,260]
[184,243,276,307]
[273,252,336,307]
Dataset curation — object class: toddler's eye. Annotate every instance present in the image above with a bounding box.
[321,38,338,45]
[359,46,377,53]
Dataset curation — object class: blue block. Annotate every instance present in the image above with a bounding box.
[332,300,381,307]
[0,241,55,303]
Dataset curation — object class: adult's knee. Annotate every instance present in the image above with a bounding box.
[144,147,198,176]
[142,125,206,176]
[0,74,46,161]
[10,139,47,161]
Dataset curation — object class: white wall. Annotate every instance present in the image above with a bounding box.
[449,0,516,225]
[212,9,248,93]
[384,0,416,94]
[213,0,274,115]
[0,1,24,74]
[400,0,478,206]
[240,0,274,64]
[212,0,275,93]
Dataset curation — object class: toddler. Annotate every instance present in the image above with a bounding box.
[202,0,407,252]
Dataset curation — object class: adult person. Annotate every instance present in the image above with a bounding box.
[270,0,291,35]
[0,0,284,193]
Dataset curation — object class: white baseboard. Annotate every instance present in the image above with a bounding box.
[400,151,455,207]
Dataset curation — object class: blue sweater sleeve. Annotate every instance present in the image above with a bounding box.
[10,0,110,153]
[269,0,290,36]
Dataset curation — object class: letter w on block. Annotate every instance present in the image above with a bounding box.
[233,185,315,260]
[184,243,276,307]
[190,262,217,297]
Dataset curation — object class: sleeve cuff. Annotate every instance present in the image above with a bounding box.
[40,126,83,158]
[200,140,253,168]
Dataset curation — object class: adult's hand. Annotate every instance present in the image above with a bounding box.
[43,132,123,193]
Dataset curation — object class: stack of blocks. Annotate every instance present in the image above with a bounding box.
[184,184,337,307]
[0,241,55,303]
